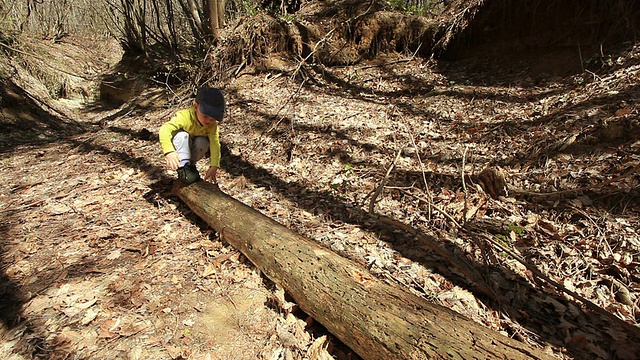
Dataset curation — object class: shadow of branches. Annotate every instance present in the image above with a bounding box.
[0,96,166,359]
[2,39,639,359]
[218,44,640,358]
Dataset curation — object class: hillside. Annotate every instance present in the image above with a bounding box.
[1,1,640,359]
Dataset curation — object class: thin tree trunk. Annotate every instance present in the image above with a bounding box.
[205,0,218,38]
[217,0,225,28]
[176,0,205,44]
[186,0,204,34]
[204,0,224,38]
[174,181,554,360]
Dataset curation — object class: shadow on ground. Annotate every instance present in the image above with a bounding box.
[218,45,640,358]
[2,41,639,359]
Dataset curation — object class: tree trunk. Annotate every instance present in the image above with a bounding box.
[185,0,204,35]
[204,0,225,38]
[205,0,218,37]
[174,181,554,360]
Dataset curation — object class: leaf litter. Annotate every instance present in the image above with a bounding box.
[1,37,639,360]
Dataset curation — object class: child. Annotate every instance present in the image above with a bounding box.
[159,87,225,184]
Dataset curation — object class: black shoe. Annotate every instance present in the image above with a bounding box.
[177,164,200,184]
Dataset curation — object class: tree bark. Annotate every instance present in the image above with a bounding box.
[205,0,225,33]
[185,0,204,35]
[174,181,554,360]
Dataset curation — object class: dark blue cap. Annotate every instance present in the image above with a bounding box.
[196,87,225,122]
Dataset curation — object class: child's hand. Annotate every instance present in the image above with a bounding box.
[204,166,218,183]
[165,152,180,170]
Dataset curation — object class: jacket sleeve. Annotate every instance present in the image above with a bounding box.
[158,112,185,154]
[208,125,221,167]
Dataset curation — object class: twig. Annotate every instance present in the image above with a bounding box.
[511,161,640,198]
[250,78,307,152]
[266,78,307,133]
[372,213,499,303]
[578,43,585,73]
[368,146,403,214]
[407,128,433,221]
[384,157,637,337]
[234,59,247,77]
[570,205,613,257]
[461,145,469,225]
[291,0,375,78]
[253,2,376,146]
[1,182,118,214]
[398,165,640,338]
[586,69,602,82]
[352,43,423,71]
[472,231,640,338]
[1,198,48,214]
[398,189,461,229]
[0,41,95,80]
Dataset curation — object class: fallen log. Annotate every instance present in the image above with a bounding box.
[174,181,554,360]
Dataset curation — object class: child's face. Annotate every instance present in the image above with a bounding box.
[195,103,218,126]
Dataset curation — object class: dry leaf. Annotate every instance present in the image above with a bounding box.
[52,330,83,351]
[615,108,631,116]
[81,308,99,325]
[106,249,122,260]
[272,283,295,314]
[48,203,71,215]
[98,319,118,339]
[202,264,217,278]
[23,296,50,314]
[77,297,98,309]
[118,321,148,337]
[307,335,333,360]
[57,283,71,295]
[165,345,182,359]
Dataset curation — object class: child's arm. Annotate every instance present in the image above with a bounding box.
[204,124,221,184]
[159,110,189,170]
[158,121,179,155]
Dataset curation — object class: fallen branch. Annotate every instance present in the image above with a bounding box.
[368,146,403,214]
[373,213,496,301]
[469,229,640,339]
[395,170,640,340]
[461,145,469,224]
[174,181,554,359]
[511,161,640,198]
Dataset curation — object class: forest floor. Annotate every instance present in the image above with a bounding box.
[1,33,639,360]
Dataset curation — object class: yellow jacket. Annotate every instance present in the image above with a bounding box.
[158,107,220,167]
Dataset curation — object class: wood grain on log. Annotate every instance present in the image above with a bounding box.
[174,181,554,360]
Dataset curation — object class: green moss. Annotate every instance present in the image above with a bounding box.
[508,223,525,236]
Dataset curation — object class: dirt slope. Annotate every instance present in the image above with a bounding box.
[1,33,640,360]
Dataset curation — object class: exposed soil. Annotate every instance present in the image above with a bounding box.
[1,24,640,360]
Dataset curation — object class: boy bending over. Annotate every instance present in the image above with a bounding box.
[159,87,225,184]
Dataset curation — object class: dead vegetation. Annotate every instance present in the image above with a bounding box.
[1,0,640,359]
